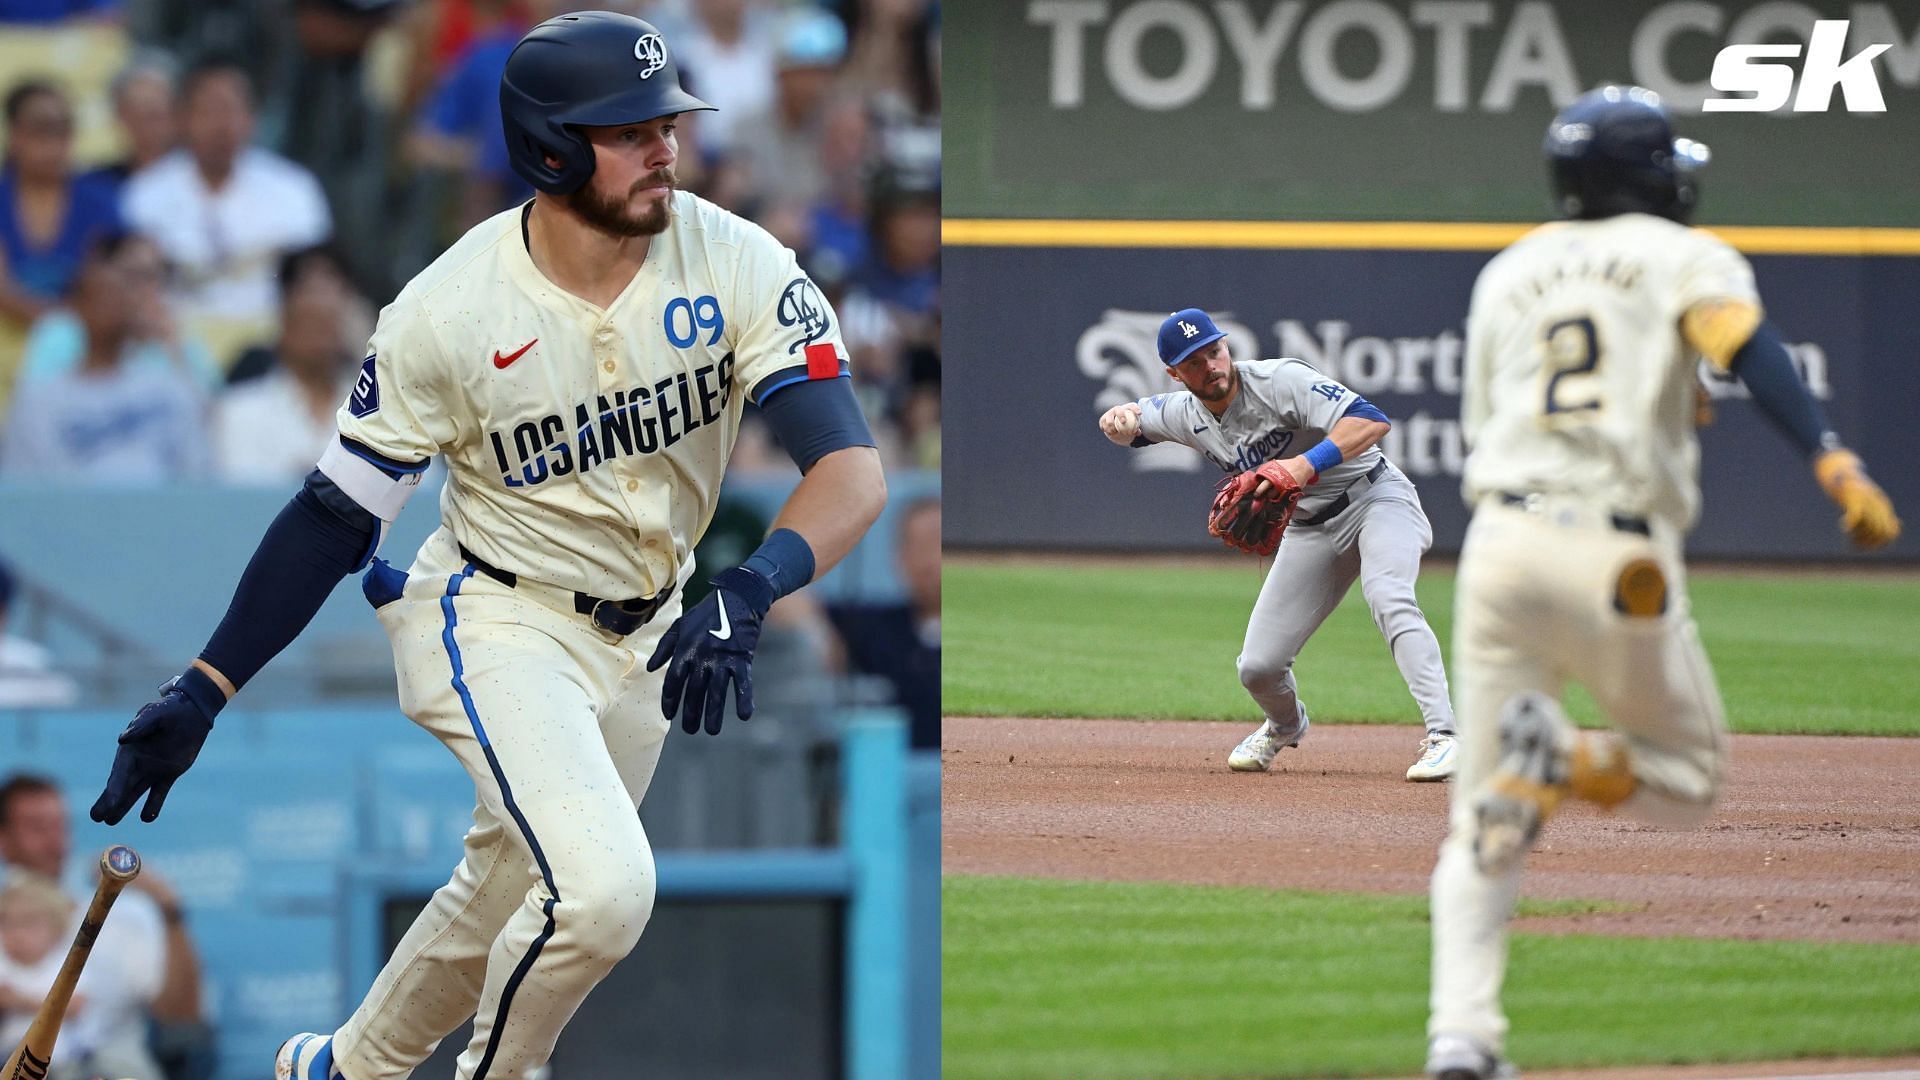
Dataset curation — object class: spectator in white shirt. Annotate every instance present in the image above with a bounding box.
[120,56,332,369]
[0,874,162,1079]
[80,50,180,202]
[0,237,209,483]
[730,7,849,217]
[15,231,220,392]
[0,774,207,1080]
[214,271,360,483]
[668,0,778,152]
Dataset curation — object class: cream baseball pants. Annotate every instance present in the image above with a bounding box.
[1430,498,1727,1051]
[332,529,677,1079]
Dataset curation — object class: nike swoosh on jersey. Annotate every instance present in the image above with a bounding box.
[709,595,732,641]
[492,339,538,369]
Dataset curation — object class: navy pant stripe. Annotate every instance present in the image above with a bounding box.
[441,567,561,1080]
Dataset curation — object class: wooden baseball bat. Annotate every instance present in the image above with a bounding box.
[1,845,142,1080]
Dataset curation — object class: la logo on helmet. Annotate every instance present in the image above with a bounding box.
[634,33,667,78]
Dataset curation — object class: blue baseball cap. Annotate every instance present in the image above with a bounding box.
[1157,308,1227,367]
[778,9,848,69]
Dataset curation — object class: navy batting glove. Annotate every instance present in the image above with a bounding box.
[90,669,222,825]
[647,567,773,736]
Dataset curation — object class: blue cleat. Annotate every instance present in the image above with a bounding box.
[275,1033,340,1080]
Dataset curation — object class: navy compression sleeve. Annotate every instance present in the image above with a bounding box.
[196,469,379,689]
[757,375,876,472]
[1727,321,1832,457]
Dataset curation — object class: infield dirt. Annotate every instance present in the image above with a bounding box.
[943,717,1920,943]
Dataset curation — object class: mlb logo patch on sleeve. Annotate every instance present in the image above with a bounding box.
[349,354,380,417]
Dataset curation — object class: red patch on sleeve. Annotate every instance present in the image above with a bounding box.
[805,343,840,380]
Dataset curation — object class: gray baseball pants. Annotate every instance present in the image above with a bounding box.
[1235,473,1455,737]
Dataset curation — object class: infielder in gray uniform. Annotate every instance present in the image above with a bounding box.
[1099,309,1458,781]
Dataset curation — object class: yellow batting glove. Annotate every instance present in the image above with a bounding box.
[1813,448,1902,549]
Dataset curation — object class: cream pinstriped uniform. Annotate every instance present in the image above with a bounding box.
[1460,215,1758,528]
[313,191,849,1079]
[1431,214,1757,1047]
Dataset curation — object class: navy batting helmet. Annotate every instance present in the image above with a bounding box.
[500,11,713,196]
[1545,85,1710,224]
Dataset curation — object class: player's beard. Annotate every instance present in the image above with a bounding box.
[1194,368,1235,403]
[566,168,677,238]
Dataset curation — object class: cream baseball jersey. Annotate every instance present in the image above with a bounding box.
[1461,213,1759,529]
[317,191,848,600]
[1134,358,1392,518]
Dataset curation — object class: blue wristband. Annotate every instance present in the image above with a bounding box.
[1303,439,1344,477]
[731,527,816,615]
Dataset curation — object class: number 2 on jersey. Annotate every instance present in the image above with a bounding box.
[1542,315,1602,416]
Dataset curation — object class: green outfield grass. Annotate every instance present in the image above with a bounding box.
[944,876,1920,1080]
[944,562,1920,736]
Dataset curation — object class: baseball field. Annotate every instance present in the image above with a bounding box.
[941,556,1920,1079]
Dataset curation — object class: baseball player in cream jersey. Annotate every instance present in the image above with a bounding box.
[86,14,887,1080]
[1100,309,1459,782]
[1425,87,1901,1080]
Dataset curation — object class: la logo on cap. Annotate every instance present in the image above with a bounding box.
[634,33,666,78]
[1180,321,1199,338]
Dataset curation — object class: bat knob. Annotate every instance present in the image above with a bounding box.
[100,845,141,883]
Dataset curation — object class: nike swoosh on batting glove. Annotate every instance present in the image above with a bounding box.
[646,566,774,735]
[90,669,223,825]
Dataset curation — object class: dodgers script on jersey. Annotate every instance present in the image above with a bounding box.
[318,190,847,600]
[1462,214,1759,529]
[1134,358,1392,518]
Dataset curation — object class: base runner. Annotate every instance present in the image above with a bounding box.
[1425,86,1900,1079]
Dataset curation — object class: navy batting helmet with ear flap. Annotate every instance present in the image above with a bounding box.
[500,11,714,196]
[1545,85,1710,224]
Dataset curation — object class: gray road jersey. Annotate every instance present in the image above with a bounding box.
[1135,358,1389,519]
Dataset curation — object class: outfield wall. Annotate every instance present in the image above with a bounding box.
[944,236,1920,558]
[946,0,1920,558]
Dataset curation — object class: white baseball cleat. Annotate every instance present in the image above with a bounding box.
[1405,731,1459,782]
[1472,692,1573,874]
[1425,1032,1517,1080]
[276,1032,341,1080]
[1226,709,1309,772]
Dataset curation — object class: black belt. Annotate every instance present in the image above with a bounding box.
[459,543,675,636]
[1497,492,1651,537]
[1293,458,1390,528]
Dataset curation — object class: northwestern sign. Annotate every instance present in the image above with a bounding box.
[945,243,1919,559]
